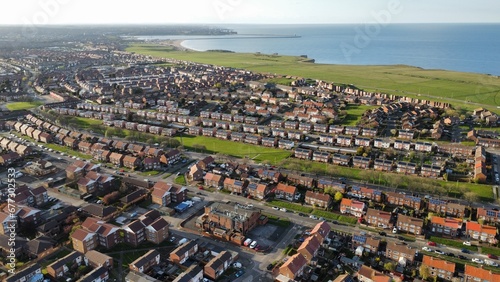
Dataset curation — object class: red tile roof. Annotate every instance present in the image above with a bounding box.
[422,255,455,273]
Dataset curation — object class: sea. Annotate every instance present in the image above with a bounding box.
[136,24,500,75]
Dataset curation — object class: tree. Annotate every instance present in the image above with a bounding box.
[390,129,398,136]
[334,192,343,202]
[146,138,155,145]
[463,192,479,206]
[356,147,365,156]
[384,262,395,272]
[419,264,430,280]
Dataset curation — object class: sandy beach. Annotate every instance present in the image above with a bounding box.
[162,39,194,51]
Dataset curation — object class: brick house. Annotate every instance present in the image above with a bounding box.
[465,221,498,244]
[340,198,365,218]
[464,265,500,282]
[357,265,391,282]
[385,241,417,265]
[349,186,383,202]
[204,173,224,188]
[422,255,455,281]
[385,192,422,210]
[275,183,297,201]
[396,214,424,235]
[279,253,307,281]
[477,208,500,223]
[129,250,160,273]
[297,235,321,262]
[246,182,270,199]
[352,233,380,253]
[109,153,124,167]
[204,251,233,280]
[304,191,332,209]
[365,208,392,229]
[170,240,199,265]
[430,216,462,237]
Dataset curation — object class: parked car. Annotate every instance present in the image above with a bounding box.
[309,215,318,220]
[235,269,245,278]
[463,241,471,246]
[472,258,484,264]
[233,262,242,269]
[487,254,499,260]
[378,231,387,236]
[458,255,467,260]
[461,248,470,254]
[272,206,279,210]
[279,208,287,212]
[266,264,274,270]
[250,241,257,249]
[422,246,432,252]
[427,241,437,246]
[446,252,455,257]
[434,250,445,255]
[392,227,398,234]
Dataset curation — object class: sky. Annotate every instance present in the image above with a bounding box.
[2,0,499,25]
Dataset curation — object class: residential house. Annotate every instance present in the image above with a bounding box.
[223,178,248,194]
[246,182,270,199]
[464,264,500,282]
[466,221,498,244]
[394,140,411,151]
[396,214,424,235]
[340,198,365,218]
[123,220,146,247]
[4,263,43,282]
[312,151,330,163]
[275,183,297,201]
[145,218,170,244]
[396,161,417,174]
[304,191,332,209]
[352,233,381,253]
[257,169,282,182]
[428,200,467,218]
[477,208,500,223]
[170,240,199,264]
[385,241,417,265]
[422,255,456,281]
[332,154,351,166]
[385,192,423,210]
[71,228,97,254]
[349,186,383,202]
[46,251,84,279]
[84,250,113,269]
[81,204,117,221]
[297,235,321,262]
[421,164,441,178]
[357,265,391,282]
[78,266,109,282]
[109,153,124,167]
[143,157,161,170]
[172,265,203,282]
[204,251,233,280]
[352,156,371,169]
[287,174,315,188]
[430,216,462,237]
[203,173,224,188]
[129,250,161,273]
[415,142,433,152]
[278,253,307,281]
[294,148,312,160]
[365,208,392,229]
[316,179,346,193]
[123,155,141,169]
[374,138,391,149]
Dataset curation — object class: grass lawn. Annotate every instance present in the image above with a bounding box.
[279,158,495,202]
[44,143,93,160]
[140,170,163,176]
[264,213,291,227]
[5,101,43,110]
[127,43,500,112]
[481,246,500,256]
[176,134,292,165]
[175,175,187,185]
[341,104,379,126]
[267,200,313,214]
[311,210,357,225]
[72,117,103,129]
[429,236,478,251]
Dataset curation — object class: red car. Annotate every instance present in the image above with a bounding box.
[427,241,437,246]
[488,254,499,260]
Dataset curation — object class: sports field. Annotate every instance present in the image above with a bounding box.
[127,43,500,112]
[5,101,43,110]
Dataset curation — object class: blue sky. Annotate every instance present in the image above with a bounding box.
[2,0,499,25]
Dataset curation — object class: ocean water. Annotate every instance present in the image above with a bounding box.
[140,24,500,75]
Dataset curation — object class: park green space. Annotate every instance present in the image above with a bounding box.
[175,134,292,164]
[5,101,43,110]
[127,43,500,112]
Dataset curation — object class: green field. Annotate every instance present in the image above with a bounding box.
[44,143,93,160]
[127,43,500,112]
[72,117,103,130]
[341,104,379,126]
[279,158,495,201]
[5,101,43,110]
[175,135,292,164]
[429,236,478,251]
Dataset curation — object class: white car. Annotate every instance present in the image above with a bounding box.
[463,241,471,246]
[272,207,279,210]
[472,258,484,264]
[279,208,287,212]
[392,227,398,234]
[422,246,432,252]
[250,241,257,249]
[434,250,445,255]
